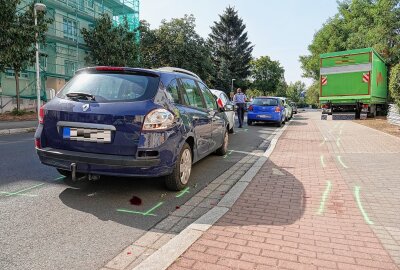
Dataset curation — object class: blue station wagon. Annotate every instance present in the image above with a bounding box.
[35,67,229,190]
[247,97,286,127]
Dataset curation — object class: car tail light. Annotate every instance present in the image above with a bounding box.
[275,106,281,112]
[322,104,328,109]
[39,105,45,124]
[217,98,224,108]
[248,105,253,111]
[142,109,175,131]
[35,138,41,149]
[95,66,125,71]
[362,104,369,109]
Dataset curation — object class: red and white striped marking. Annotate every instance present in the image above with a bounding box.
[362,72,370,83]
[321,76,327,86]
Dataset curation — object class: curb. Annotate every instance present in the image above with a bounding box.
[0,127,36,136]
[133,123,290,270]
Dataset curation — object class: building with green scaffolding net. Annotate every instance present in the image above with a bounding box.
[0,0,139,113]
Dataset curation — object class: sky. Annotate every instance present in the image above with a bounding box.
[141,0,339,86]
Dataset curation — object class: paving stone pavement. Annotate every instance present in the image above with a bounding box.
[168,112,400,270]
[103,132,272,270]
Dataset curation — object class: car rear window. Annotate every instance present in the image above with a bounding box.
[57,73,159,102]
[253,98,278,106]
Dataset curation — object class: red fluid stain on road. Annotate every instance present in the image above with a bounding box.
[175,206,180,209]
[127,252,132,255]
[130,196,142,206]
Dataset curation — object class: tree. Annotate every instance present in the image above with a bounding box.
[250,56,285,96]
[0,0,52,111]
[81,14,139,67]
[286,81,306,102]
[208,6,254,90]
[139,15,214,85]
[306,82,320,107]
[389,63,400,110]
[300,0,400,80]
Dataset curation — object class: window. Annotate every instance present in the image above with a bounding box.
[181,79,205,108]
[198,82,217,110]
[65,61,77,76]
[253,98,279,106]
[219,93,229,106]
[58,73,159,102]
[5,69,28,79]
[63,17,78,41]
[166,79,181,104]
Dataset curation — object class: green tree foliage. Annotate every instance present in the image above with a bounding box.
[300,0,400,80]
[208,6,254,90]
[82,14,139,67]
[246,89,263,99]
[306,82,320,107]
[139,15,214,84]
[286,81,306,102]
[0,0,52,111]
[250,56,285,96]
[389,63,400,109]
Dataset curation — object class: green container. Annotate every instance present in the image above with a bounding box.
[319,48,387,105]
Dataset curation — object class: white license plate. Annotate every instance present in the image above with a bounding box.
[258,115,271,118]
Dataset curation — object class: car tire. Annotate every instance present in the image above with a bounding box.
[57,168,71,177]
[165,143,192,191]
[276,120,282,127]
[216,130,228,156]
[229,125,234,134]
[247,120,253,126]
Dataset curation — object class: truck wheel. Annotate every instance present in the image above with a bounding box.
[165,143,192,191]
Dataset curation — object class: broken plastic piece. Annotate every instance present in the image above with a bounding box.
[130,196,142,206]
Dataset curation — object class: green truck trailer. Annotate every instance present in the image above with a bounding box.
[319,48,388,119]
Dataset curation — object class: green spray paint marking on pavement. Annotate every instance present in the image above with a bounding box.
[337,156,349,169]
[223,150,233,159]
[320,155,326,168]
[1,183,45,197]
[176,187,190,198]
[336,138,341,147]
[53,176,66,182]
[0,192,37,197]
[117,202,164,216]
[319,137,328,147]
[317,180,332,215]
[354,186,374,225]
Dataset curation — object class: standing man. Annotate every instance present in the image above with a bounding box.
[233,88,247,128]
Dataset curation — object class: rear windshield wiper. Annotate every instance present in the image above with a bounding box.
[66,92,96,101]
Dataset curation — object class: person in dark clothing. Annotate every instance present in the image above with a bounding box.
[233,88,247,128]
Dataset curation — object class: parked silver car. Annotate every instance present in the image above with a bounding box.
[210,89,235,133]
[278,97,293,121]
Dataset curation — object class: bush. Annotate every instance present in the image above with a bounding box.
[389,63,400,111]
[11,108,27,116]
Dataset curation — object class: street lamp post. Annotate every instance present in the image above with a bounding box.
[231,79,236,93]
[34,3,46,121]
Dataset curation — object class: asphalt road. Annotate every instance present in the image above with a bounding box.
[0,121,278,270]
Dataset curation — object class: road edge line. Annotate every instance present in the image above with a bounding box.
[132,123,290,270]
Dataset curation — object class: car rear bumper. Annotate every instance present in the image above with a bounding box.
[37,147,173,177]
[247,112,281,122]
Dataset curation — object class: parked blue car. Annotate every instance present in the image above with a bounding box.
[247,97,286,127]
[35,66,229,190]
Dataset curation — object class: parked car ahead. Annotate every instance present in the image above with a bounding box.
[35,66,229,191]
[278,97,293,121]
[210,89,235,133]
[247,97,286,127]
[290,102,298,114]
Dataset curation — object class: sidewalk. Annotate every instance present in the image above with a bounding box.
[0,120,37,135]
[168,112,400,270]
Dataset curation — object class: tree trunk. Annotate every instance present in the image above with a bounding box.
[14,69,20,112]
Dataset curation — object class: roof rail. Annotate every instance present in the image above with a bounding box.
[155,67,201,79]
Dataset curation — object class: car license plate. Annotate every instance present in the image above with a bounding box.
[258,115,271,118]
[63,127,71,139]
